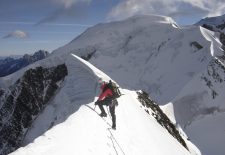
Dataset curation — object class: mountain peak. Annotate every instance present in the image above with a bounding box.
[23,50,49,62]
[0,50,49,77]
[196,14,225,26]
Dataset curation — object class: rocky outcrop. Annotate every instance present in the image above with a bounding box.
[0,64,67,155]
[201,59,225,99]
[137,91,188,150]
[219,33,225,47]
[202,24,214,31]
[217,22,225,31]
[190,41,203,50]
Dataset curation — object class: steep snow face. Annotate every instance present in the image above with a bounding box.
[52,15,212,105]
[171,63,225,155]
[10,54,199,155]
[21,54,111,146]
[165,27,225,155]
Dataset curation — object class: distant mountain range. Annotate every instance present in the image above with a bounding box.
[0,50,49,77]
[0,55,22,60]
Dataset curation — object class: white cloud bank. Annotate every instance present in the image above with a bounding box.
[3,30,29,39]
[108,0,225,21]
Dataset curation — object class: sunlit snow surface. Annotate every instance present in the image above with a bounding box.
[10,54,197,155]
[1,14,225,155]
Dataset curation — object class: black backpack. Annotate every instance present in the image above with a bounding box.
[105,80,121,99]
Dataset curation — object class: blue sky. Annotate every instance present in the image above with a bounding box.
[0,0,225,56]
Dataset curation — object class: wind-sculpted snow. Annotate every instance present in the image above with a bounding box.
[196,14,225,47]
[3,53,200,155]
[22,54,111,146]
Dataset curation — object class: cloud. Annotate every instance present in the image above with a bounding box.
[0,21,92,27]
[3,30,29,39]
[52,0,91,9]
[37,0,91,25]
[0,0,92,25]
[108,0,225,21]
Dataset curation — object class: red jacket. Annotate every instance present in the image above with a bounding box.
[98,83,113,101]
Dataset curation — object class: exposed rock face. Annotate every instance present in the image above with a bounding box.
[137,91,188,150]
[220,33,225,46]
[217,22,225,30]
[201,59,225,99]
[190,41,203,50]
[202,24,214,31]
[0,64,68,155]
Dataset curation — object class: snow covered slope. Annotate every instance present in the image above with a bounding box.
[9,54,199,155]
[48,14,225,155]
[52,15,212,104]
[1,14,225,155]
[165,27,225,155]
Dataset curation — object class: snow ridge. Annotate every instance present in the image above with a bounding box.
[9,53,199,155]
[2,14,225,155]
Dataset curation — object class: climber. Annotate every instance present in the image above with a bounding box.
[95,80,118,130]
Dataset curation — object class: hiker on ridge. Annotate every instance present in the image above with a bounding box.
[95,80,118,130]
